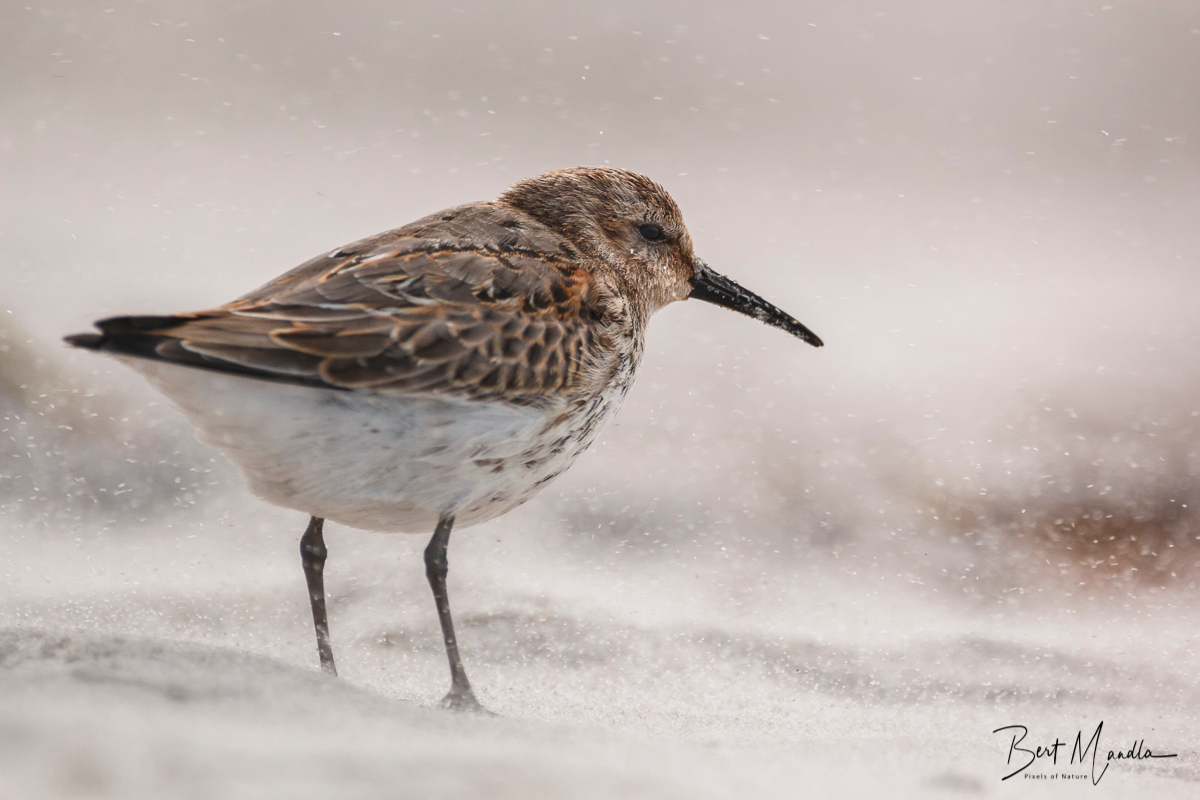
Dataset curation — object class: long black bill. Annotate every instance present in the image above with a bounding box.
[688,259,823,347]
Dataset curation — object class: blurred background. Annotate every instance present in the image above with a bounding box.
[3,1,1200,795]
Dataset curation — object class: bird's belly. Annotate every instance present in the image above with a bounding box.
[125,359,609,532]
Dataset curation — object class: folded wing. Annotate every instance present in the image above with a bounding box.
[67,206,611,401]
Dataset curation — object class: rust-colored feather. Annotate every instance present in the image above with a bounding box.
[92,203,613,401]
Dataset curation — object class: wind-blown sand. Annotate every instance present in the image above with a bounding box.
[3,493,1198,798]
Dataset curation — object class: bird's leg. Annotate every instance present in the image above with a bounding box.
[424,514,489,713]
[300,516,337,676]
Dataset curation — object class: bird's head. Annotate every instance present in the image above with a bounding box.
[500,166,822,347]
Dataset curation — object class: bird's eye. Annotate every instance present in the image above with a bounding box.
[638,223,665,242]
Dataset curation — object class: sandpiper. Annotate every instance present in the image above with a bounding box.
[65,167,822,712]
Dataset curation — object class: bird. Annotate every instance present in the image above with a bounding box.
[65,166,823,713]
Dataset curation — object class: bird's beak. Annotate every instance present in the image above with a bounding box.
[687,259,823,347]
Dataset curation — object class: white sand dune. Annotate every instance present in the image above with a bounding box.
[2,503,1198,798]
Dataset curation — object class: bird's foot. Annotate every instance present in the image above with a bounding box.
[438,688,496,715]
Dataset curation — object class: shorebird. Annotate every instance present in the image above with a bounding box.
[65,167,822,712]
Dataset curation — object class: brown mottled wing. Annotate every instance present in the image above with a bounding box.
[83,203,613,400]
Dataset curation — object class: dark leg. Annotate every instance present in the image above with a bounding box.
[424,514,488,713]
[300,516,337,676]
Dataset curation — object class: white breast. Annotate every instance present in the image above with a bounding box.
[124,358,622,533]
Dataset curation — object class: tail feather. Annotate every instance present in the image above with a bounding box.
[63,315,338,390]
[64,315,188,358]
[63,332,105,349]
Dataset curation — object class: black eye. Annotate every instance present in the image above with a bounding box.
[638,223,665,242]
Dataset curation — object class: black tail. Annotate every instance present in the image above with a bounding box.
[64,315,340,390]
[64,316,188,359]
[63,331,105,349]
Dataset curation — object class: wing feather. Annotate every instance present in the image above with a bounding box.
[79,203,614,401]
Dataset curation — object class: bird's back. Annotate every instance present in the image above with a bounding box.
[68,202,625,402]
